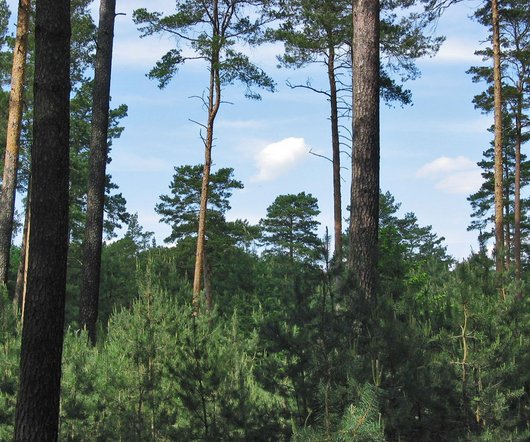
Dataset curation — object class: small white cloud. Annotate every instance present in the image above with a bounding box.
[252,137,308,181]
[435,170,483,194]
[428,38,482,64]
[416,155,476,178]
[417,156,482,195]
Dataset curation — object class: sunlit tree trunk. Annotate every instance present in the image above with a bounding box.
[514,90,523,281]
[192,0,221,310]
[492,0,504,273]
[80,0,117,345]
[349,0,380,301]
[14,0,70,438]
[0,0,30,286]
[13,195,29,314]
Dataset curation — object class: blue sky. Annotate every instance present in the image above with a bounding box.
[9,0,494,260]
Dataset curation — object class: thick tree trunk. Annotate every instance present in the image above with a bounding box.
[349,0,380,301]
[327,43,343,261]
[492,0,504,273]
[192,0,221,310]
[80,0,117,346]
[0,0,30,286]
[14,0,71,439]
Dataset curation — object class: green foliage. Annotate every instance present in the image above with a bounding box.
[260,192,322,263]
[58,270,290,441]
[467,0,530,261]
[271,0,444,106]
[156,165,243,243]
[133,1,276,98]
[69,80,129,243]
[0,284,18,440]
[292,384,385,442]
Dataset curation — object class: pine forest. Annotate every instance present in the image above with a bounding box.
[1,0,530,440]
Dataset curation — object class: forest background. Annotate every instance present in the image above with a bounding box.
[1,0,530,441]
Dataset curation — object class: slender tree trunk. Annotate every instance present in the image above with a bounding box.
[514,95,522,281]
[14,0,71,439]
[0,0,30,286]
[203,251,213,311]
[13,194,29,312]
[327,42,342,260]
[492,0,504,273]
[349,0,380,301]
[80,0,117,346]
[192,0,221,310]
[503,159,510,270]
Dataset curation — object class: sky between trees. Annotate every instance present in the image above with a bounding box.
[7,0,494,260]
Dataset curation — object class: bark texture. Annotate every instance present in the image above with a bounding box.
[14,0,70,439]
[192,0,221,309]
[328,43,343,260]
[349,0,380,301]
[514,98,522,280]
[492,0,504,273]
[80,0,116,345]
[0,0,30,285]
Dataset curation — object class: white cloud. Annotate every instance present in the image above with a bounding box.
[427,38,482,64]
[416,155,476,177]
[252,137,308,181]
[435,170,483,194]
[417,156,482,195]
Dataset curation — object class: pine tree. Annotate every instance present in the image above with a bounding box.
[468,0,530,274]
[80,0,118,345]
[14,0,70,437]
[349,0,380,301]
[0,0,30,286]
[133,1,275,309]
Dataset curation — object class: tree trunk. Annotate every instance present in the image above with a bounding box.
[192,0,221,310]
[203,251,213,311]
[80,0,117,346]
[13,194,29,313]
[327,42,343,260]
[0,0,30,286]
[492,0,504,274]
[14,0,70,439]
[349,0,380,301]
[514,95,522,281]
[503,159,510,270]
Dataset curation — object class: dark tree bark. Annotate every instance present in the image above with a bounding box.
[328,42,343,260]
[0,0,30,286]
[80,0,117,345]
[349,0,380,301]
[514,114,522,280]
[14,0,71,439]
[492,0,504,273]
